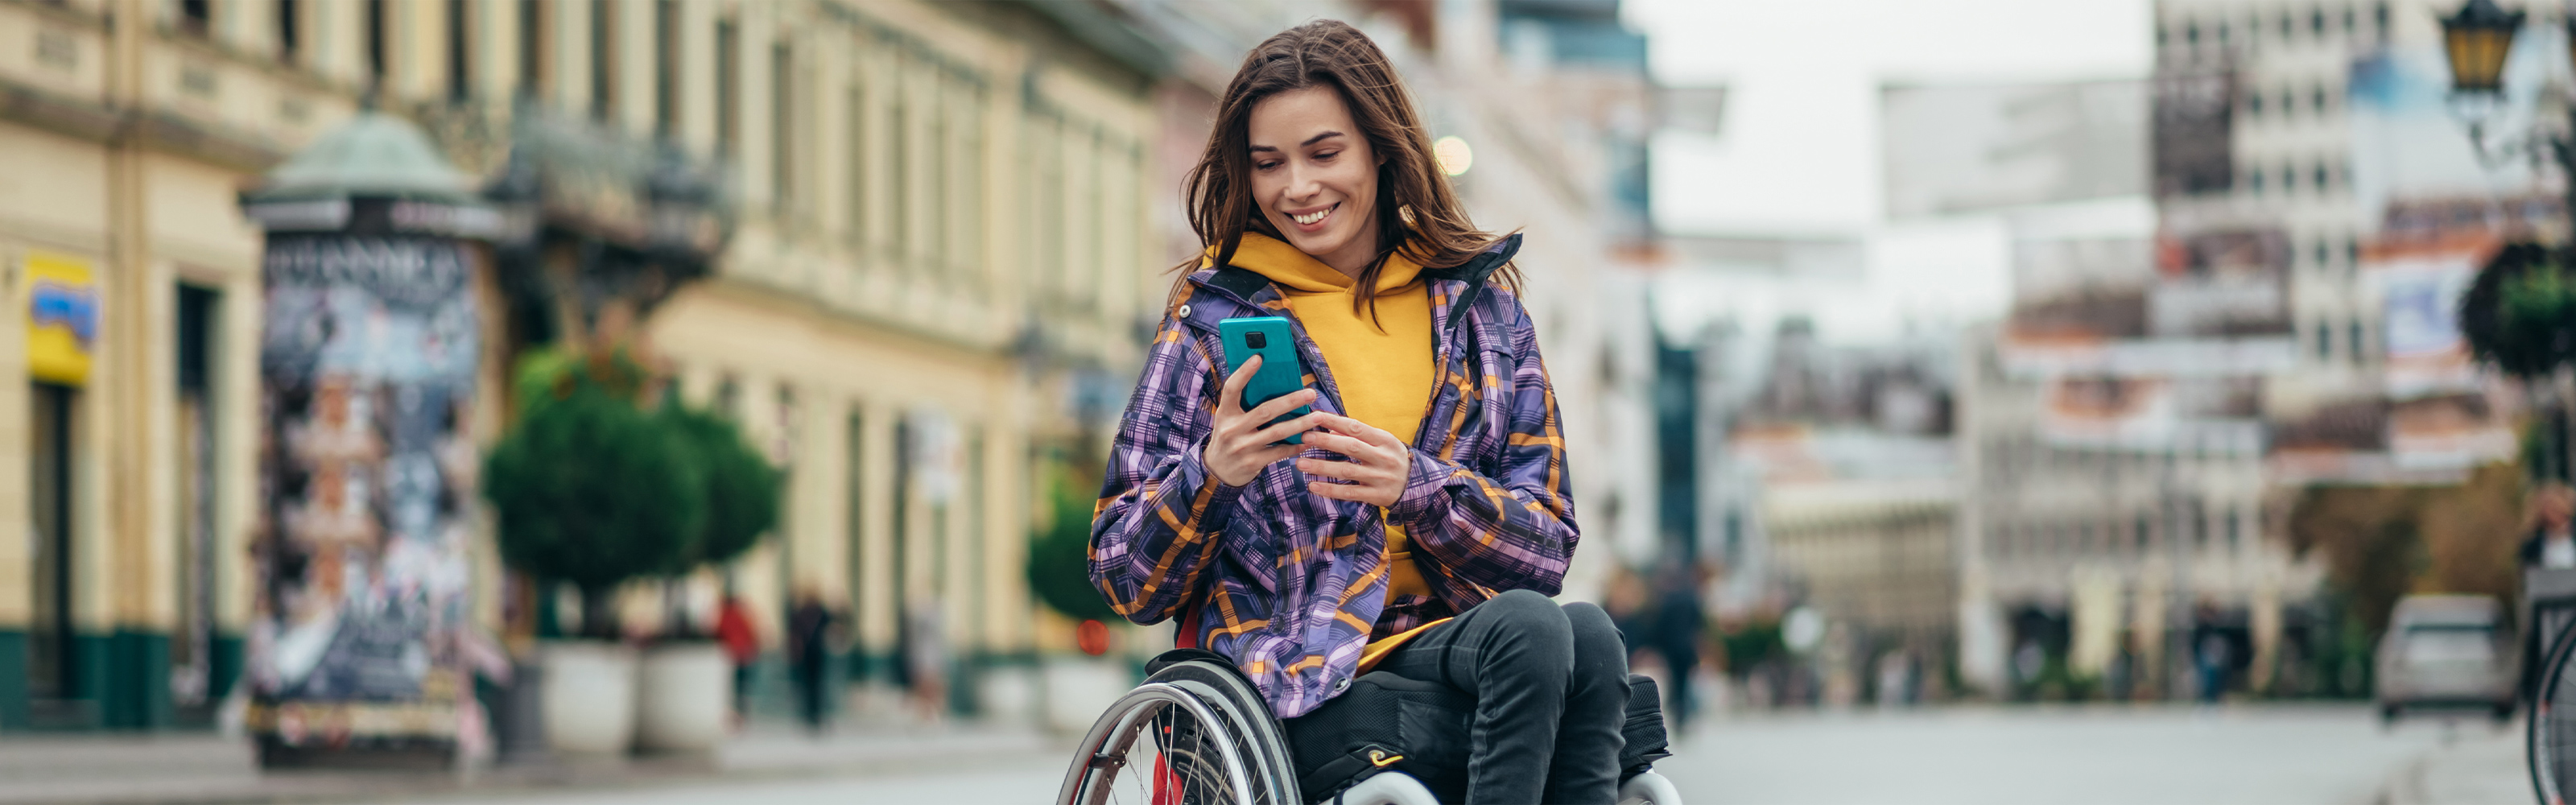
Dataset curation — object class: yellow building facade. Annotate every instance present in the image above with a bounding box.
[0,0,1166,731]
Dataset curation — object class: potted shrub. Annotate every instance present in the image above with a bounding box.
[485,352,705,756]
[1026,461,1130,733]
[634,405,779,753]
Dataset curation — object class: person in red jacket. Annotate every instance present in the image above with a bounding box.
[713,592,759,729]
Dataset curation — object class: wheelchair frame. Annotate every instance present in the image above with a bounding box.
[1057,650,1682,805]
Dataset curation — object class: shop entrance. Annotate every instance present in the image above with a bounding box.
[27,380,79,724]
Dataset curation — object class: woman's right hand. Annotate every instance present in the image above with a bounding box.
[1206,355,1323,487]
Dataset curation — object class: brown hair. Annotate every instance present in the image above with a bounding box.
[1175,19,1517,316]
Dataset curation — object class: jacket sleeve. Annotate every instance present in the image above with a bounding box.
[1089,317,1242,625]
[1388,296,1579,596]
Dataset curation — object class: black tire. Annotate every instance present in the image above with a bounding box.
[1057,654,1298,805]
[2529,621,2576,805]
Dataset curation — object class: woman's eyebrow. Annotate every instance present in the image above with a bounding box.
[1248,130,1346,153]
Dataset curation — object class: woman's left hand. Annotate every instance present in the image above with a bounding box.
[1296,414,1411,507]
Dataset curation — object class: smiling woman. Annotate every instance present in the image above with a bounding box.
[1094,19,1633,805]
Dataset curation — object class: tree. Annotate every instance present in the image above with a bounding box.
[1028,460,1118,624]
[485,382,707,638]
[663,404,780,569]
[2462,242,2576,479]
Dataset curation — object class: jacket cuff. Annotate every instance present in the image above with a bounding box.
[1179,439,1245,531]
[1387,448,1455,526]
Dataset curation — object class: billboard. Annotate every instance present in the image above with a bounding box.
[2151,64,2234,198]
[2000,225,2297,378]
[1881,80,2147,218]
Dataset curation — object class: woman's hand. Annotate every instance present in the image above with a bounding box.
[1205,355,1324,487]
[1296,414,1410,507]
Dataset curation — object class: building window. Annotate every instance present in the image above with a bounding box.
[278,0,300,64]
[2312,9,2327,37]
[366,0,389,88]
[772,42,792,210]
[654,0,678,136]
[2315,321,2332,361]
[519,0,548,97]
[179,0,211,37]
[172,284,219,708]
[2186,20,2200,47]
[716,20,738,158]
[448,0,470,101]
[2315,240,2331,268]
[28,381,76,704]
[2351,321,2368,362]
[2375,2,2390,42]
[848,85,866,243]
[2281,166,2297,194]
[2278,10,2293,41]
[890,80,908,259]
[2313,87,2329,114]
[2249,169,2264,194]
[590,0,616,120]
[2314,163,2330,192]
[2248,92,2264,118]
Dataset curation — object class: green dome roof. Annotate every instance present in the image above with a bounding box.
[245,109,477,204]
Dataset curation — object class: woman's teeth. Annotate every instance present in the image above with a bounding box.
[1292,206,1332,225]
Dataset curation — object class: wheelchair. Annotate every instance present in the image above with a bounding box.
[1055,648,1685,805]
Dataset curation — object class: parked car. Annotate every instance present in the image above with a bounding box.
[2376,594,2516,724]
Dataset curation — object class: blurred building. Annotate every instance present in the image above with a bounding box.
[0,0,1183,732]
[1726,317,1960,667]
[0,0,337,731]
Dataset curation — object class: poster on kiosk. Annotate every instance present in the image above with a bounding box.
[239,109,496,768]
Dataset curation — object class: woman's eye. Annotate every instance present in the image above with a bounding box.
[1314,151,1340,161]
[1254,160,1280,171]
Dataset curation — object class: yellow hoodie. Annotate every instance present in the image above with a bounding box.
[1208,233,1439,614]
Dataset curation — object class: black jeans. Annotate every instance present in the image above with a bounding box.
[1372,588,1629,804]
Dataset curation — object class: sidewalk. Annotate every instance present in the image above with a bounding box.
[2382,721,2525,805]
[0,721,1056,805]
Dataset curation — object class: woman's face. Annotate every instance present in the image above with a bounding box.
[1246,86,1381,275]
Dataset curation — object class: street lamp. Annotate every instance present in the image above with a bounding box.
[2437,0,2576,222]
[2441,0,2523,97]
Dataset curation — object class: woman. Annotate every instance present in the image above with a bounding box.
[1092,20,1624,804]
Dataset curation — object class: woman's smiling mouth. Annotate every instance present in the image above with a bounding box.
[1290,204,1336,227]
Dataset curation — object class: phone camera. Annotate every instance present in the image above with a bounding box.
[1244,332,1267,349]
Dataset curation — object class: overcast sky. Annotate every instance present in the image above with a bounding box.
[1624,0,2154,345]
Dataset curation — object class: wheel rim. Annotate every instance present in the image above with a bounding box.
[1060,683,1263,805]
[2533,617,2576,805]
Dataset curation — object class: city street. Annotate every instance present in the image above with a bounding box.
[390,704,2475,804]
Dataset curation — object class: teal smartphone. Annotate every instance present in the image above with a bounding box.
[1217,316,1312,445]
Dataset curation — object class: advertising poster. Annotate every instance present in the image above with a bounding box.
[246,233,481,759]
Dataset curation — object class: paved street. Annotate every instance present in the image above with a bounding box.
[381,703,2480,804]
[1662,704,2474,805]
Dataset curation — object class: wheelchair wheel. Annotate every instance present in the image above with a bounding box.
[2534,621,2576,805]
[1059,681,1291,805]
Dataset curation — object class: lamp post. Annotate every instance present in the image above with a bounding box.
[2438,0,2573,218]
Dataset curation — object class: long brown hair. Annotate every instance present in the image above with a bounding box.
[1175,19,1517,316]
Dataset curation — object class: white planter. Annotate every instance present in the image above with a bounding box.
[540,640,638,756]
[1041,655,1133,734]
[634,642,729,753]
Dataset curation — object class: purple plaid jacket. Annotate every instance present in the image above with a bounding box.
[1090,235,1579,719]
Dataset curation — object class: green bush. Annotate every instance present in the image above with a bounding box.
[663,404,780,569]
[485,382,706,638]
[485,347,781,640]
[1028,467,1118,624]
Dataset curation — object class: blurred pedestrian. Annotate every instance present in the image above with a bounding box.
[787,588,836,734]
[2191,603,2229,705]
[2519,481,2576,569]
[2518,481,2576,702]
[713,591,758,729]
[1649,562,1706,732]
[903,594,949,723]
